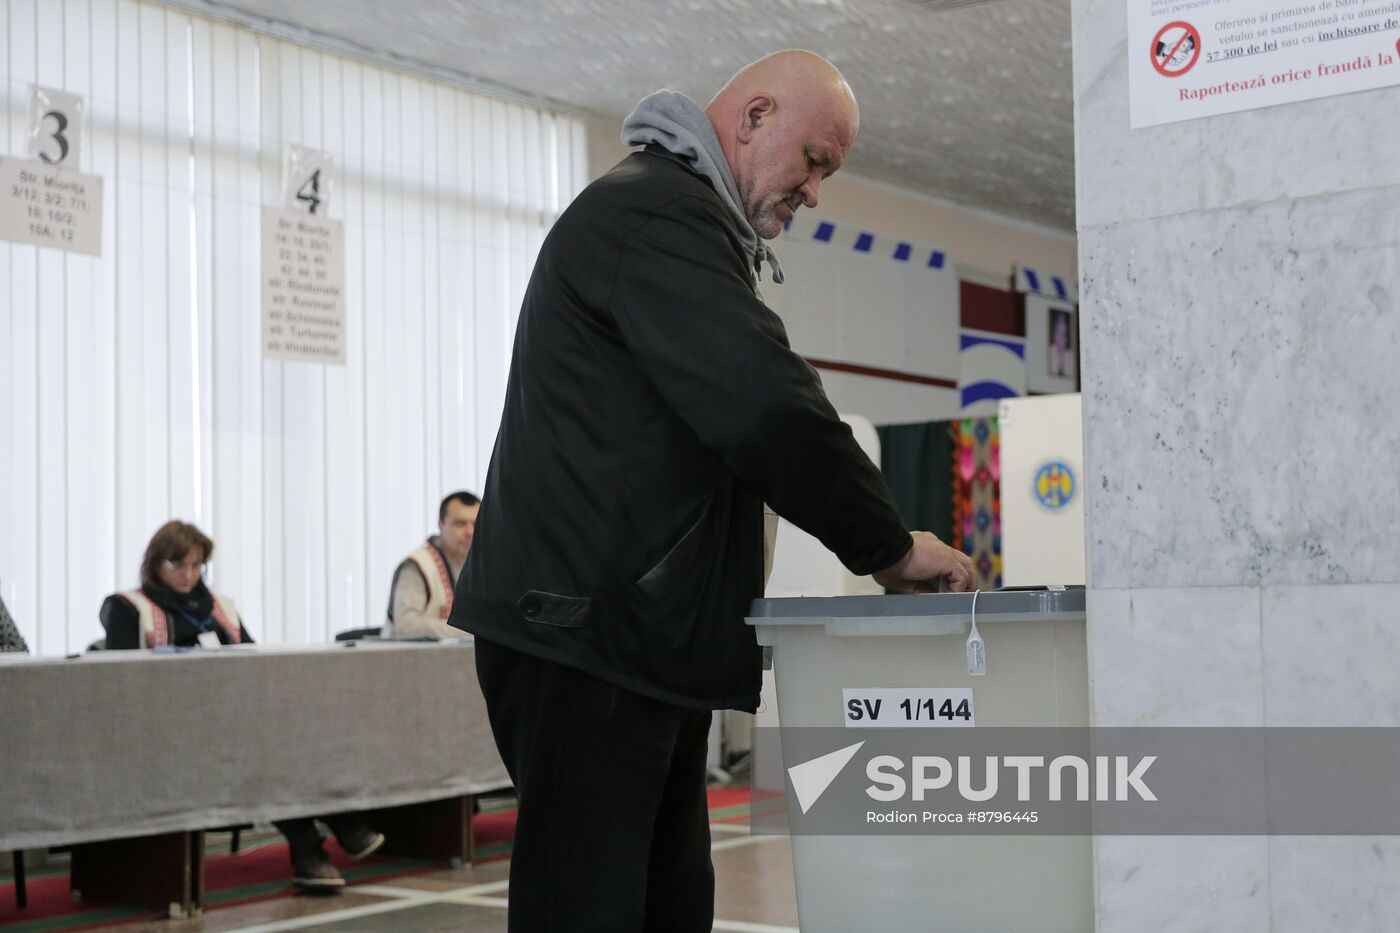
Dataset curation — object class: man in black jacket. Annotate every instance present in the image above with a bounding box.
[451,49,974,932]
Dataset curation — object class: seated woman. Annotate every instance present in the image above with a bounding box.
[100,520,385,890]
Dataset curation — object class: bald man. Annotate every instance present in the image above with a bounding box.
[451,51,974,932]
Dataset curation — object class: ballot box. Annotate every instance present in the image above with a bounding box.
[747,589,1091,933]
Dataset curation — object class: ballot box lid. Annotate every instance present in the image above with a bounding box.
[747,587,1085,635]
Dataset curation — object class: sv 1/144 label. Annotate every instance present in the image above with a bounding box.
[842,688,975,728]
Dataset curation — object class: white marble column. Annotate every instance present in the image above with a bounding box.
[1072,1,1400,930]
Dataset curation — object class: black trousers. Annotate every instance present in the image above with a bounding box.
[475,637,715,933]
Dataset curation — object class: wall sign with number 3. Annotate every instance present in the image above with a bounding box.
[283,145,333,216]
[28,86,84,167]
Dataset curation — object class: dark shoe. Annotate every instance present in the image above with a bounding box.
[337,827,385,861]
[292,852,345,889]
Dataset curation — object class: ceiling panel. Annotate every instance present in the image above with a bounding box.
[175,0,1075,230]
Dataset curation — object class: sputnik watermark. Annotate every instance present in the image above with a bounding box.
[865,754,1157,803]
[786,740,1156,815]
[752,727,1400,836]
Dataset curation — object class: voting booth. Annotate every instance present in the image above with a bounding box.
[999,394,1086,587]
[748,590,1091,933]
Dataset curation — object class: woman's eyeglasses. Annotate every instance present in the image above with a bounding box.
[161,559,207,575]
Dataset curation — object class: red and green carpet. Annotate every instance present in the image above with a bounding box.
[0,787,776,932]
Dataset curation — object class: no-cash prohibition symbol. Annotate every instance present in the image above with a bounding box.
[1152,21,1201,77]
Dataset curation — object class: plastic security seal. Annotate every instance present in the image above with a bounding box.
[966,589,987,677]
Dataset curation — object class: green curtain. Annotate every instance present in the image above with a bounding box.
[876,421,955,543]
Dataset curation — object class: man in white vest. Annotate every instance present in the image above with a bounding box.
[386,491,480,638]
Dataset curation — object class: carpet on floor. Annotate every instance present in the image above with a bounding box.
[0,786,755,931]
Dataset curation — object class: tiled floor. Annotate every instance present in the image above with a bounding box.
[86,823,801,932]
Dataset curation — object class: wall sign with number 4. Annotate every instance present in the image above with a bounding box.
[28,86,83,167]
[283,145,333,216]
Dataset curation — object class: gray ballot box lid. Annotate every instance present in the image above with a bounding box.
[746,588,1086,639]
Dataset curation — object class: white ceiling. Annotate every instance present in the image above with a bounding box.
[181,0,1075,231]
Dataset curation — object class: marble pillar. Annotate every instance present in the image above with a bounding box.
[1072,0,1400,929]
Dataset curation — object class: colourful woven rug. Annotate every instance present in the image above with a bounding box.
[953,417,1003,590]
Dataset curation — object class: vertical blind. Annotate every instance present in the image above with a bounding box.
[1,0,589,654]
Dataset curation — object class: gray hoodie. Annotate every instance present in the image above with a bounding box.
[621,90,784,286]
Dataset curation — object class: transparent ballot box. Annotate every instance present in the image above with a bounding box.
[747,589,1091,933]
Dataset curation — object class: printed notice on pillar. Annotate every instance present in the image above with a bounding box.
[1128,0,1400,127]
[262,207,345,364]
[0,159,103,255]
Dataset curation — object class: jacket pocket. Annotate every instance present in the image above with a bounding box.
[517,590,593,628]
[635,494,714,605]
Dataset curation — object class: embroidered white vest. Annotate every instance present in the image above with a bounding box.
[406,543,455,621]
[118,590,241,648]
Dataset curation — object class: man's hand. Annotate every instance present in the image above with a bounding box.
[873,531,976,594]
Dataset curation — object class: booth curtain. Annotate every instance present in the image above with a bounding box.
[876,421,955,552]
